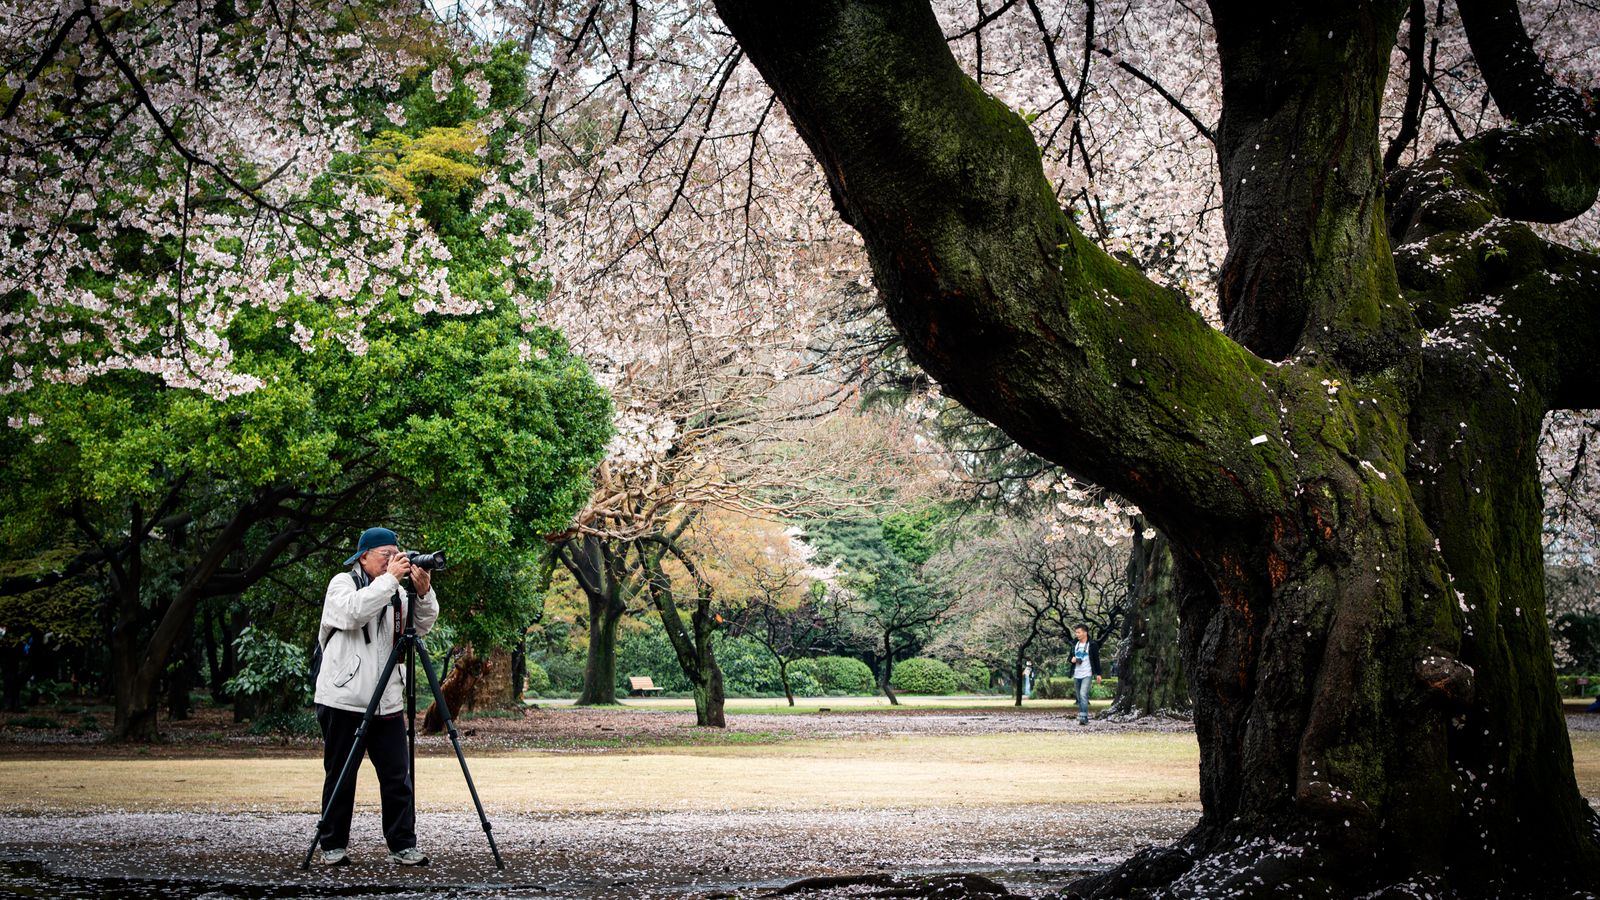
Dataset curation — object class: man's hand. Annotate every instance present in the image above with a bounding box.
[1095,675,1104,684]
[410,566,431,596]
[387,553,412,581]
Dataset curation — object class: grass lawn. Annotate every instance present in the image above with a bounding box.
[0,730,1200,815]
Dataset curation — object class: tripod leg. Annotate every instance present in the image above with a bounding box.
[301,637,407,870]
[406,639,416,849]
[416,641,504,870]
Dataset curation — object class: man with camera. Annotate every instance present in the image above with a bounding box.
[313,527,439,867]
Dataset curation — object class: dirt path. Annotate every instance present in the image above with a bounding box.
[0,804,1199,898]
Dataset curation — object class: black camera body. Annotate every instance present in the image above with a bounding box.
[404,550,447,571]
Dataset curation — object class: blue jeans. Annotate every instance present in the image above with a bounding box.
[1075,676,1092,723]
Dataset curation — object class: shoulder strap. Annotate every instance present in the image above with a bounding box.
[347,568,373,644]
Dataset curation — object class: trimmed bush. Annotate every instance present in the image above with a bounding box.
[1557,674,1600,697]
[1035,676,1074,700]
[523,660,552,697]
[1090,676,1118,700]
[891,657,959,695]
[796,656,877,694]
[715,633,785,695]
[782,666,823,698]
[953,660,992,693]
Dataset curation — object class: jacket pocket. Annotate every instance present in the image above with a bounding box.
[332,655,361,688]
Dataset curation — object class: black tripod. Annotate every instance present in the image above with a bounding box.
[301,586,504,870]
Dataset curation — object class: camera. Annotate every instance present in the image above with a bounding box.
[403,550,448,571]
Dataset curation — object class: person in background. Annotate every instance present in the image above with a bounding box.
[1071,625,1103,725]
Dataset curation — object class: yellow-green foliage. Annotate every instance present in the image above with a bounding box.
[363,126,486,205]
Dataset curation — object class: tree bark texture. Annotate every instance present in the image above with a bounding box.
[717,0,1600,893]
[423,646,517,733]
[1107,527,1189,720]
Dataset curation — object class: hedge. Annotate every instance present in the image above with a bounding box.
[891,657,959,695]
[523,660,552,697]
[794,656,877,694]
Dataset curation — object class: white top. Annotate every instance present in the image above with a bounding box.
[1073,641,1092,679]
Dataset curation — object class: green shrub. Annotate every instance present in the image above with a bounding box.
[782,666,823,697]
[1557,674,1600,697]
[249,710,319,736]
[1035,676,1074,700]
[523,660,552,697]
[615,624,691,693]
[10,715,61,729]
[539,653,586,692]
[1090,676,1118,700]
[20,679,67,707]
[796,656,876,694]
[891,657,959,695]
[715,634,785,695]
[953,660,992,693]
[225,626,310,713]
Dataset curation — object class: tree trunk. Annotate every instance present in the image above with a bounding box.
[692,651,726,728]
[879,638,899,706]
[201,603,227,702]
[1,640,24,711]
[717,0,1600,893]
[511,641,527,698]
[108,511,159,741]
[1107,527,1189,720]
[423,645,517,733]
[1012,658,1023,707]
[165,629,193,722]
[779,659,795,706]
[576,595,624,705]
[641,541,726,727]
[561,536,629,707]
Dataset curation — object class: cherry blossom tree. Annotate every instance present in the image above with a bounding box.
[0,0,489,397]
[501,0,1600,892]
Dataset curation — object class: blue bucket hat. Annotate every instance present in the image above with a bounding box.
[345,527,399,566]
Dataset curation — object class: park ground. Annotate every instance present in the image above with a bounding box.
[2,696,1599,897]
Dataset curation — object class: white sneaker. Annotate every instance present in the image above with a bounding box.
[320,848,350,866]
[389,847,429,866]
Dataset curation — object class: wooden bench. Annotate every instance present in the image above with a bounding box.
[628,676,663,696]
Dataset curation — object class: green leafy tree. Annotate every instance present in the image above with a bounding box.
[0,45,610,740]
[803,509,959,704]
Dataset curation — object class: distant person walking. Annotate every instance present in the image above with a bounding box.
[1071,625,1102,725]
[1022,661,1034,699]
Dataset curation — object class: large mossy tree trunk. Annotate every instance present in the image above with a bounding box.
[557,535,631,706]
[1107,525,1189,720]
[718,0,1600,893]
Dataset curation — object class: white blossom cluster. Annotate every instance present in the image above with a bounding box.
[1,0,471,398]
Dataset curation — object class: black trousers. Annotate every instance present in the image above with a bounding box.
[316,704,415,852]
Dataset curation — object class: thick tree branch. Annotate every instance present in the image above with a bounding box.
[716,0,1296,544]
[1456,0,1594,126]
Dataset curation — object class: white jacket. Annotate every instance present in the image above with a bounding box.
[313,570,439,715]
